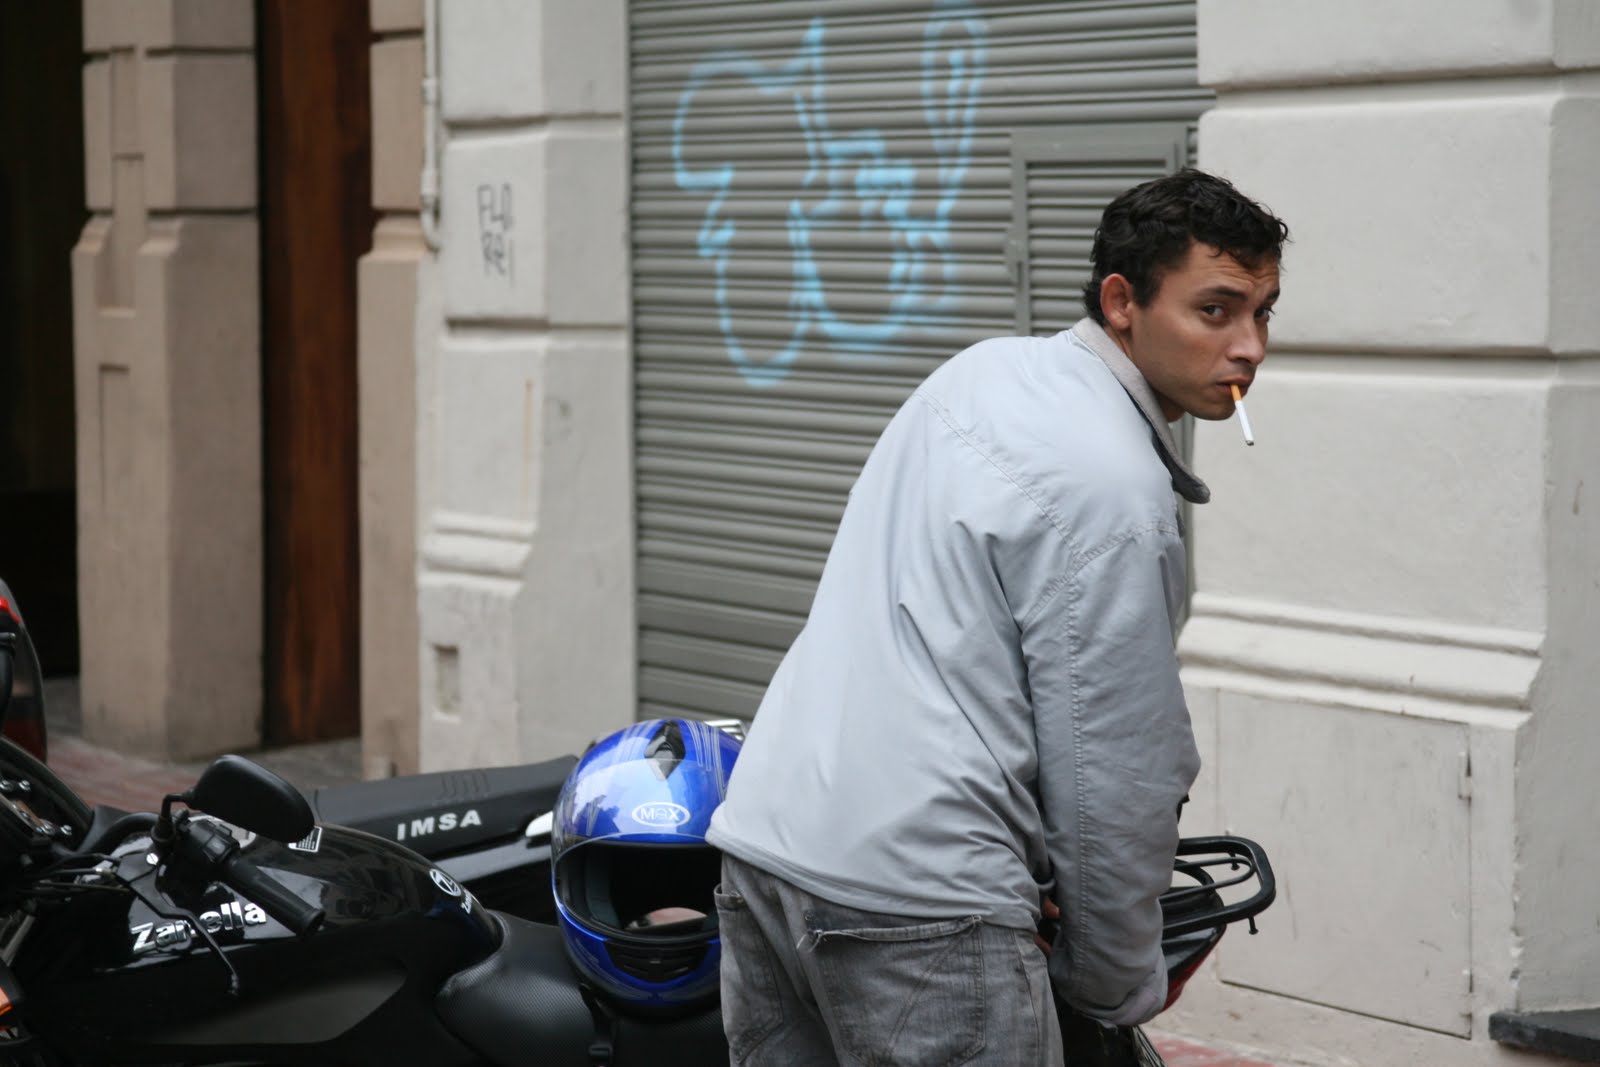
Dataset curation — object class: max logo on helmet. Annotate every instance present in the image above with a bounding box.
[631,802,691,828]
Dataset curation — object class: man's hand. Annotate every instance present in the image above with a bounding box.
[1035,898,1061,955]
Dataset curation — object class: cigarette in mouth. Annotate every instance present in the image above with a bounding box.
[1231,384,1255,446]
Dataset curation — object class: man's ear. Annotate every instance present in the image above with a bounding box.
[1100,274,1135,331]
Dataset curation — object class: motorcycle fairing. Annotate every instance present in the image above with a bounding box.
[12,824,502,1064]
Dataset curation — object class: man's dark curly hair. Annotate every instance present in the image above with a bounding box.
[1082,168,1289,325]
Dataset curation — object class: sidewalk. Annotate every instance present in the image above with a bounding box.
[42,678,361,809]
[1151,1037,1284,1067]
[38,680,1288,1067]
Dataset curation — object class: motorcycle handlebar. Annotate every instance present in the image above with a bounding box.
[216,850,325,938]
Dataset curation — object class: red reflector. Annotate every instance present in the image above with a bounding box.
[0,598,15,625]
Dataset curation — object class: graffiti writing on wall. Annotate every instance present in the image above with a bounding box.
[477,183,514,280]
[673,2,988,386]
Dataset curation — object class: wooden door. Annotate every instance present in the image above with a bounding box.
[259,1,373,744]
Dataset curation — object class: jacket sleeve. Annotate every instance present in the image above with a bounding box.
[1023,523,1200,1026]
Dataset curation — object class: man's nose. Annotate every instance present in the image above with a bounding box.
[1230,322,1267,365]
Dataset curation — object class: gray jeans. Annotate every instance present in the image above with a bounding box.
[716,854,1063,1067]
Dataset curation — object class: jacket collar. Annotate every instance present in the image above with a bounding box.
[1069,318,1210,505]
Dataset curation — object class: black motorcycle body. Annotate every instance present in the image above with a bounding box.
[0,734,738,1067]
[17,825,499,1065]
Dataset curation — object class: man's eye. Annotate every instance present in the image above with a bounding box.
[1200,305,1224,318]
[1255,306,1276,321]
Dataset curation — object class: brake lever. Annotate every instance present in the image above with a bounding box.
[117,866,243,997]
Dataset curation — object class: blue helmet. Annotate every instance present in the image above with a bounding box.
[550,718,741,1014]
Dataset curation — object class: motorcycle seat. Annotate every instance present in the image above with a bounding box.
[435,913,728,1067]
[307,756,577,857]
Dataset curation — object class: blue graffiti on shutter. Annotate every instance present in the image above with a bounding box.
[672,3,988,387]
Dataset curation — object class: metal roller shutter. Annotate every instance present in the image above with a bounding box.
[630,0,1210,721]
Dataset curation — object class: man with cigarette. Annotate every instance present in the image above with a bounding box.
[708,169,1287,1065]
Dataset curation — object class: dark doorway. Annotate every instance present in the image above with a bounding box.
[0,3,85,677]
[258,1,373,744]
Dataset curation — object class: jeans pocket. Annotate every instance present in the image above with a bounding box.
[714,886,785,1063]
[811,915,986,1067]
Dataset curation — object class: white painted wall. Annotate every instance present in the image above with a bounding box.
[1172,1,1600,1062]
[415,0,634,770]
[1198,0,1600,87]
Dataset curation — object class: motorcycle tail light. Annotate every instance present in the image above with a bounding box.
[1163,938,1219,1012]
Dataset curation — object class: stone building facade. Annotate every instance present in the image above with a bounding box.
[64,2,1600,1063]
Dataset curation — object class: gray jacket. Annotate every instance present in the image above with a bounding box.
[706,319,1207,1026]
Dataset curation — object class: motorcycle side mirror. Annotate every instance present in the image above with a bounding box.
[186,755,315,844]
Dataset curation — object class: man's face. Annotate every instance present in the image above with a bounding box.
[1103,242,1281,422]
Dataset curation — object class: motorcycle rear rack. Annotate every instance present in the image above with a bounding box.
[1160,835,1275,938]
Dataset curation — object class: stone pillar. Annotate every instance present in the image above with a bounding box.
[359,0,427,778]
[416,1,634,770]
[1172,3,1600,1064]
[73,0,260,759]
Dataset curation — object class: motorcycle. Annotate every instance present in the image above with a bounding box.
[0,686,731,1064]
[0,590,1274,1066]
[300,745,1272,1059]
